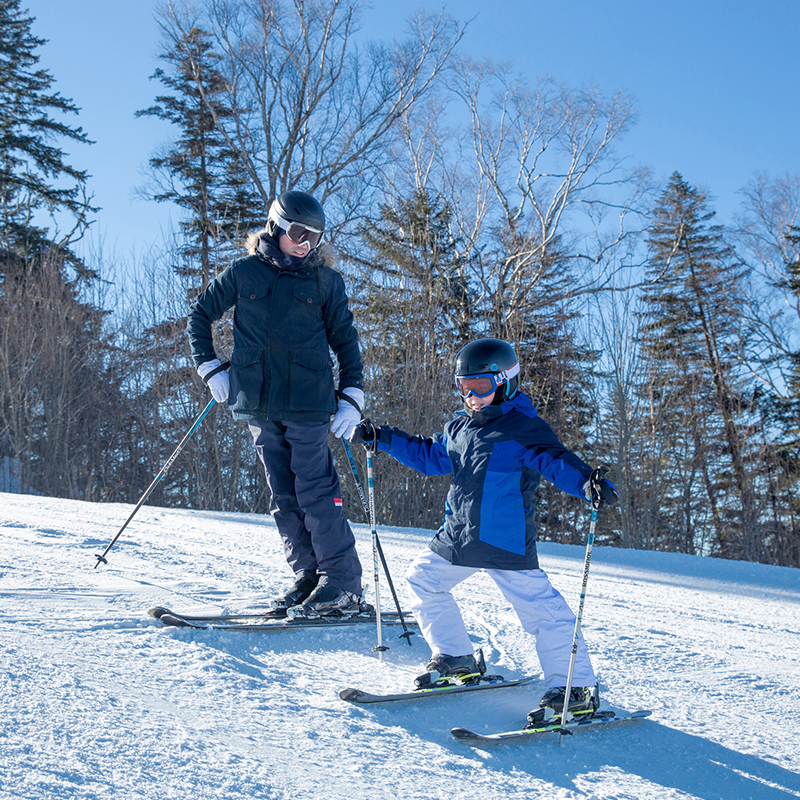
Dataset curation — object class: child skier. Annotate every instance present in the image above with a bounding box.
[350,338,617,725]
[188,190,366,618]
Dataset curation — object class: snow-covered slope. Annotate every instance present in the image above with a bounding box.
[1,491,799,800]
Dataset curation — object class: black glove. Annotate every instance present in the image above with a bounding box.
[349,418,379,452]
[583,466,618,508]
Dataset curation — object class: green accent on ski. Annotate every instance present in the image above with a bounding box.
[451,709,652,743]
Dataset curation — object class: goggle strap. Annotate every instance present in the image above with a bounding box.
[495,361,520,385]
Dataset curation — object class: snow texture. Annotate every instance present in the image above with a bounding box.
[1,490,799,800]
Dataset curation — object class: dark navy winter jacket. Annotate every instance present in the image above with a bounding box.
[187,236,362,422]
[376,393,593,570]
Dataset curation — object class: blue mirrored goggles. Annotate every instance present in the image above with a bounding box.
[455,372,505,399]
[455,361,520,399]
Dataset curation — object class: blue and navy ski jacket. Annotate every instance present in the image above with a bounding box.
[376,393,593,570]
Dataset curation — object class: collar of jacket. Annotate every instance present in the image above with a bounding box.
[254,231,320,274]
[459,392,539,424]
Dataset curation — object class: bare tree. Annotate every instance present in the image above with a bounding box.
[339,60,649,537]
[158,0,465,230]
[446,63,649,323]
[0,245,126,500]
[110,241,268,513]
[734,173,800,400]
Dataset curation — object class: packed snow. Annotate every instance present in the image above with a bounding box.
[1,490,799,800]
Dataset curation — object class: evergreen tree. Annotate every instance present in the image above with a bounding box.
[750,224,800,566]
[491,232,600,545]
[780,226,800,398]
[0,0,93,275]
[348,189,472,528]
[137,25,260,291]
[522,304,601,546]
[133,25,266,514]
[0,2,125,501]
[637,173,759,559]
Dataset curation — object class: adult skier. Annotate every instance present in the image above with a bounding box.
[350,338,617,724]
[188,190,366,618]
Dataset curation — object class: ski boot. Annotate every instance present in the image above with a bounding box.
[526,684,599,728]
[267,574,319,618]
[414,649,488,689]
[287,584,370,618]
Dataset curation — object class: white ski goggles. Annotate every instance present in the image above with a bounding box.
[268,208,323,249]
[455,362,520,398]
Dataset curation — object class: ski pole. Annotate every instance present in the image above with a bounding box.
[558,465,610,741]
[342,439,414,646]
[364,450,389,658]
[93,398,218,568]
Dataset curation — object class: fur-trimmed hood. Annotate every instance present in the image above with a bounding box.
[245,229,338,269]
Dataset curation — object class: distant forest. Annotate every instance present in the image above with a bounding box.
[2,0,799,567]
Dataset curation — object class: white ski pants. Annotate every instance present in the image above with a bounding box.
[405,549,596,688]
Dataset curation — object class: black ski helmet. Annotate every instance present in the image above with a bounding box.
[267,190,325,243]
[455,338,520,404]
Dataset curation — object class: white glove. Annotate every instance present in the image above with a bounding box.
[197,358,230,403]
[330,387,364,439]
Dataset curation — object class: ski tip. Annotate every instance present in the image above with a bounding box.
[630,709,653,719]
[147,606,172,619]
[451,727,484,741]
[158,613,194,628]
[339,688,371,703]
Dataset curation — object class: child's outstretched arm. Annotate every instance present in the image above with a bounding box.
[350,420,452,476]
[518,416,595,498]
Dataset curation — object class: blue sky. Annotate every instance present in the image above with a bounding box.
[27,0,800,261]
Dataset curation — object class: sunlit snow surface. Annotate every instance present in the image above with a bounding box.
[1,492,799,800]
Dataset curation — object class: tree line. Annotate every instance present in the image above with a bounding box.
[1,0,799,567]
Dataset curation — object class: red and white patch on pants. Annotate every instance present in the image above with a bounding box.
[334,497,343,507]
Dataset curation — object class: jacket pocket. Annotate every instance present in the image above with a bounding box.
[289,347,336,412]
[293,284,322,309]
[241,284,270,302]
[237,285,271,334]
[229,347,264,412]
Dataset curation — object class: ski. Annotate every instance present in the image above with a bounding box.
[339,675,535,704]
[148,606,282,622]
[148,605,416,632]
[451,709,652,743]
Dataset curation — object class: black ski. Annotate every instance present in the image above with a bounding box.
[451,709,652,743]
[148,605,416,632]
[339,675,535,704]
[148,606,281,622]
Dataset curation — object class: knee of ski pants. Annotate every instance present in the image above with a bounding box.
[405,550,472,607]
[405,550,442,598]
